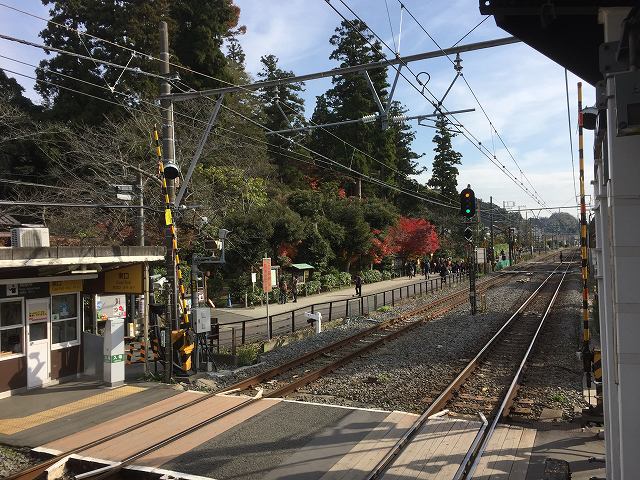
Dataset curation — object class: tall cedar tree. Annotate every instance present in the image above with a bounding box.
[428,116,462,199]
[37,0,240,123]
[310,19,419,196]
[257,55,306,183]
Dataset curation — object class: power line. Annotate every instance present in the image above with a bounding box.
[397,1,547,207]
[0,33,165,81]
[451,16,490,48]
[564,68,578,203]
[1,64,457,210]
[0,11,459,208]
[0,1,475,208]
[325,0,545,207]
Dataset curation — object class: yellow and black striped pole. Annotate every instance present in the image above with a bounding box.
[153,126,190,328]
[577,83,592,386]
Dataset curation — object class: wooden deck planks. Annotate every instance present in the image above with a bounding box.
[381,417,452,480]
[507,427,536,480]
[433,421,483,479]
[381,417,481,480]
[473,424,536,480]
[40,391,203,453]
[318,411,417,480]
[473,423,511,479]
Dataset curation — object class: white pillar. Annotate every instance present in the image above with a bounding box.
[600,8,640,478]
[103,318,125,387]
[593,145,620,480]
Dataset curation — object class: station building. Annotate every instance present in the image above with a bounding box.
[0,243,163,397]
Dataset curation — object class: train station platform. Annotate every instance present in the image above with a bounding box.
[2,381,607,480]
[0,380,182,448]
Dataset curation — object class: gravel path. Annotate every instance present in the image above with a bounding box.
[514,272,589,421]
[285,273,544,413]
[0,444,41,478]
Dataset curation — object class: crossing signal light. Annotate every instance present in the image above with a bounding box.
[460,186,476,218]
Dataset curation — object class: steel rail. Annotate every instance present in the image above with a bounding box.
[11,252,556,480]
[463,258,574,479]
[64,273,513,480]
[363,251,573,480]
[7,271,501,480]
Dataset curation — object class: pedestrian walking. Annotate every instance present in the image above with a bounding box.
[424,260,430,279]
[440,263,448,284]
[279,276,288,304]
[291,275,298,303]
[354,274,362,297]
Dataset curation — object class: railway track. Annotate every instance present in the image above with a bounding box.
[363,250,576,480]
[9,252,560,480]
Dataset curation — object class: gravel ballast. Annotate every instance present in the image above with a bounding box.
[191,275,486,392]
[286,273,544,413]
[514,272,590,421]
[0,444,41,478]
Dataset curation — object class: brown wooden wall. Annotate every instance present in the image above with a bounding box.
[0,357,26,392]
[51,345,82,380]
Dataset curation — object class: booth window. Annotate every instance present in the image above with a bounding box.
[51,293,79,346]
[0,299,23,358]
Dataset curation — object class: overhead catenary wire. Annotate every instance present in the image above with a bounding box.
[325,0,545,208]
[450,16,490,48]
[397,1,547,207]
[564,68,579,204]
[1,64,457,211]
[0,12,460,208]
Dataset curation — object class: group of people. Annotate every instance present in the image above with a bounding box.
[403,257,468,280]
[278,275,299,304]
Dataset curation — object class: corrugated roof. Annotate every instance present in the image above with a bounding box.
[0,213,19,226]
[290,263,315,270]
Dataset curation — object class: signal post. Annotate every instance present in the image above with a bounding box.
[460,185,477,315]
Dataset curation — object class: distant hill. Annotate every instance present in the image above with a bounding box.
[477,199,578,235]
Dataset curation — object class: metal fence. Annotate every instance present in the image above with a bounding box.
[217,272,467,347]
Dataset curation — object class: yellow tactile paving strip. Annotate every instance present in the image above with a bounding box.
[0,385,145,435]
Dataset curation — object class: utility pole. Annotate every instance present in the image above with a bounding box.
[159,21,176,204]
[158,22,176,384]
[138,172,150,375]
[489,196,495,270]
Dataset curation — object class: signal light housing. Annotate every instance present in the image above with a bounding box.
[460,186,476,218]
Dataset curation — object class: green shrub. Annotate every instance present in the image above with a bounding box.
[236,343,261,366]
[320,274,339,290]
[382,271,392,281]
[338,272,352,286]
[304,280,321,295]
[377,305,392,313]
[360,269,383,284]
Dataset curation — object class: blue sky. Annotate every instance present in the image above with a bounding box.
[0,0,595,217]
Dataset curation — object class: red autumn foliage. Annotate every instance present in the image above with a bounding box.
[384,217,440,259]
[338,187,347,198]
[369,228,396,264]
[278,242,298,259]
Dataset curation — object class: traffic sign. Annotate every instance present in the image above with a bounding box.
[464,226,473,242]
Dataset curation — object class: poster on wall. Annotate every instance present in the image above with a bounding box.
[96,294,126,322]
[27,298,50,323]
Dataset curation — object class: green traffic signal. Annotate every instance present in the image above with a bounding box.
[459,186,476,218]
